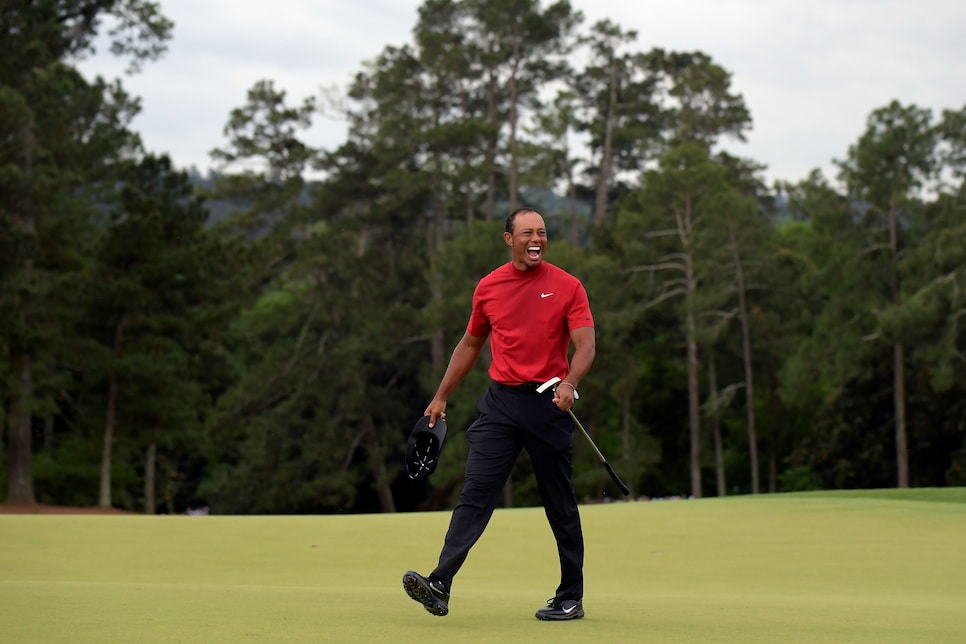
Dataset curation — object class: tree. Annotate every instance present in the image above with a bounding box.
[464,0,581,211]
[575,20,660,227]
[208,78,317,251]
[779,100,952,491]
[651,49,752,151]
[710,200,770,495]
[81,155,231,510]
[882,106,966,485]
[0,0,172,504]
[523,90,587,245]
[413,0,486,227]
[652,53,757,491]
[351,36,464,371]
[837,101,937,488]
[614,142,745,497]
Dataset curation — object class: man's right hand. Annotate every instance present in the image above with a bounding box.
[424,400,447,428]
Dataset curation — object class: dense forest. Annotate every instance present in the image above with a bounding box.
[2,1,964,514]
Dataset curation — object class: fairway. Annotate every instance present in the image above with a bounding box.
[2,490,964,643]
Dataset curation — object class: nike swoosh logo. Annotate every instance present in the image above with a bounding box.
[541,292,554,298]
[562,605,578,614]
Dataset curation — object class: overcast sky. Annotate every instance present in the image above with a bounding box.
[78,0,966,188]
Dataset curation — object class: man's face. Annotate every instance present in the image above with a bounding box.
[504,211,547,270]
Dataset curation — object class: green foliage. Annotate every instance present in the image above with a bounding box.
[947,450,966,486]
[6,0,966,513]
[776,466,820,493]
[1,0,172,504]
[32,435,101,507]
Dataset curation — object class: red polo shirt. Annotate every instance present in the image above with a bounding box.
[467,261,594,385]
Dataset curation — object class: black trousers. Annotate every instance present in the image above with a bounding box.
[431,382,584,601]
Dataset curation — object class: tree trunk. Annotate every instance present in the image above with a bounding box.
[621,393,633,497]
[686,310,702,498]
[594,57,618,227]
[465,180,475,225]
[144,442,157,515]
[459,89,475,225]
[708,351,726,497]
[6,351,36,504]
[362,415,396,512]
[568,168,579,246]
[888,198,909,488]
[426,145,446,372]
[507,24,522,212]
[484,69,499,221]
[684,205,702,497]
[730,223,759,493]
[768,382,778,493]
[894,343,909,487]
[6,121,37,505]
[430,291,445,372]
[99,320,124,508]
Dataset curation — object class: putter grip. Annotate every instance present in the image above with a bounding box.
[604,461,631,496]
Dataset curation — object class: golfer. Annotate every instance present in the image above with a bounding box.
[403,207,596,621]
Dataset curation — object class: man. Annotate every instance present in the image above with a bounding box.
[403,207,596,621]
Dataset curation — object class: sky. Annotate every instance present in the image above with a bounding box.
[77,0,966,188]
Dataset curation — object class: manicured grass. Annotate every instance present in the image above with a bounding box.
[788,486,966,504]
[2,489,964,643]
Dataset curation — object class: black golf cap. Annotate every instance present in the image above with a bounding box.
[405,415,447,480]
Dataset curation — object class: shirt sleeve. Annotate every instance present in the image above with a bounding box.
[466,281,491,337]
[567,281,594,331]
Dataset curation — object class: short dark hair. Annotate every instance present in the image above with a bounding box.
[505,208,542,234]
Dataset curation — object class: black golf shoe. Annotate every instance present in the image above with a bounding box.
[402,570,449,616]
[535,597,584,621]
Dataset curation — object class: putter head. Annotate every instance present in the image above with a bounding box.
[405,415,448,480]
[536,376,578,399]
[536,377,561,393]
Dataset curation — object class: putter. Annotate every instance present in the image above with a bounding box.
[537,378,631,496]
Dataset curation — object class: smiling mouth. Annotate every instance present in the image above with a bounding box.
[527,245,542,260]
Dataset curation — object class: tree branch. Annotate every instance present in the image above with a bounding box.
[623,261,686,274]
[643,287,687,310]
[643,229,679,239]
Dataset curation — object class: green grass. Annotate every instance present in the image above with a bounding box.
[788,486,966,504]
[2,488,965,643]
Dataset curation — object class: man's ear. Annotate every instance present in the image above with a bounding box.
[503,232,512,247]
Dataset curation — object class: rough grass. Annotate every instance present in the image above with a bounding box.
[2,488,964,643]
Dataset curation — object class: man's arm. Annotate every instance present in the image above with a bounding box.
[553,326,596,411]
[424,330,488,427]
